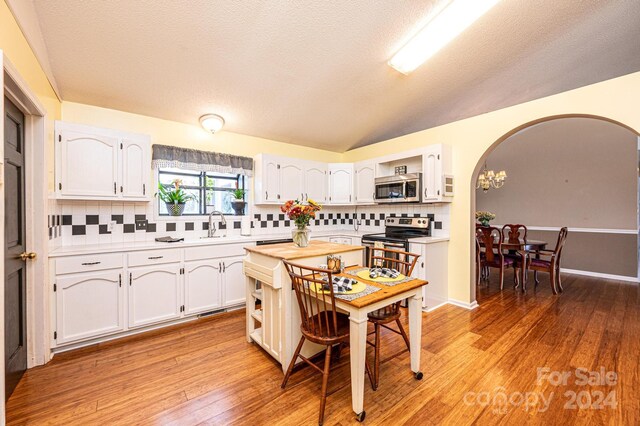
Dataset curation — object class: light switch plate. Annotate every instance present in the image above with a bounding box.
[135,219,148,230]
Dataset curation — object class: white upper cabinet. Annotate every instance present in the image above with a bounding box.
[58,129,119,198]
[303,162,327,203]
[121,137,151,199]
[354,161,375,204]
[328,163,354,205]
[55,121,151,201]
[421,144,453,203]
[279,162,304,201]
[255,155,327,204]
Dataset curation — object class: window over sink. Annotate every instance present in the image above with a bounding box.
[158,167,246,216]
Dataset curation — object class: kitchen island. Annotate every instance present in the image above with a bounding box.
[243,240,427,420]
[243,240,364,371]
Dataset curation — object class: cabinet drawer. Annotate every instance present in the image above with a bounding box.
[184,243,250,262]
[56,253,124,275]
[128,249,181,267]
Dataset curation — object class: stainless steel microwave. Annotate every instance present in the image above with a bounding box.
[374,173,422,203]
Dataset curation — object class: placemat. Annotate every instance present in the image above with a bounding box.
[335,284,380,301]
[346,267,413,287]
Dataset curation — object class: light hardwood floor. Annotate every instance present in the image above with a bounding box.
[7,271,640,425]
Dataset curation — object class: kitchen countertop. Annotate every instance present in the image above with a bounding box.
[48,229,449,257]
[244,240,363,260]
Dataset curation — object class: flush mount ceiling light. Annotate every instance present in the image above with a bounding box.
[388,0,501,74]
[199,114,225,134]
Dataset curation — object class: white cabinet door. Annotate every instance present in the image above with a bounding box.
[279,162,304,202]
[328,164,354,204]
[58,129,119,198]
[264,158,280,203]
[354,162,375,204]
[222,256,246,307]
[129,264,182,328]
[303,162,327,203]
[56,270,125,344]
[184,260,223,315]
[121,137,150,199]
[423,149,442,202]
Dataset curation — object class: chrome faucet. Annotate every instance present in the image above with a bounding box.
[208,210,227,237]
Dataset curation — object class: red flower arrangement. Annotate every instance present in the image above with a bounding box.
[280,198,322,229]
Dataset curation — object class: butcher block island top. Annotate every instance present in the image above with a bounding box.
[244,240,364,260]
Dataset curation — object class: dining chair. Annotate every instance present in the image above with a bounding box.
[282,260,371,425]
[475,228,489,284]
[475,226,517,290]
[366,248,419,391]
[501,224,528,284]
[524,227,568,294]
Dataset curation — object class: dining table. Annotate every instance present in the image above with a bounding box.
[497,238,547,291]
[330,266,428,420]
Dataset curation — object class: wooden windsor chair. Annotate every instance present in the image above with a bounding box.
[366,248,420,390]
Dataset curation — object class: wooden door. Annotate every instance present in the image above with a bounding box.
[184,260,222,315]
[303,162,327,203]
[128,264,182,328]
[4,97,27,399]
[354,162,375,204]
[121,137,149,199]
[58,125,119,198]
[222,257,246,307]
[56,270,125,344]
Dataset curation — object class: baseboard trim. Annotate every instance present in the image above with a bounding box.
[447,299,479,310]
[561,268,639,283]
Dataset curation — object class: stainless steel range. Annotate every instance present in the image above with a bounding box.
[361,216,431,265]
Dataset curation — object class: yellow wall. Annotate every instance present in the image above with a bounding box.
[1,0,61,190]
[61,102,343,163]
[344,71,640,303]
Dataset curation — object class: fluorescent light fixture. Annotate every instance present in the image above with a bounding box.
[199,114,225,134]
[388,0,501,74]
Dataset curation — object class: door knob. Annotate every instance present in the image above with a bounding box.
[18,252,37,261]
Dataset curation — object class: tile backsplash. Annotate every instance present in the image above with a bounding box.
[48,199,450,246]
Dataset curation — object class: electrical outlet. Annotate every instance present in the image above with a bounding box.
[135,219,148,230]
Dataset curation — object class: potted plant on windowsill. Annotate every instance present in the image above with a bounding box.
[230,188,247,216]
[281,198,322,247]
[157,179,197,216]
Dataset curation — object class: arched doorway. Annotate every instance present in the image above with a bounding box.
[470,114,640,301]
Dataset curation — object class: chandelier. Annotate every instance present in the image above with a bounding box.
[476,163,507,192]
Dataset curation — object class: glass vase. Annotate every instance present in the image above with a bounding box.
[292,227,310,248]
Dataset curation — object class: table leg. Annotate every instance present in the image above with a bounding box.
[408,290,423,376]
[349,309,368,417]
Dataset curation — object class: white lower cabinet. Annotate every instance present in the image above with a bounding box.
[222,256,246,306]
[184,259,223,315]
[128,263,182,328]
[52,243,255,349]
[56,269,125,345]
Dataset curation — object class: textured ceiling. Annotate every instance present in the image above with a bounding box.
[32,0,640,152]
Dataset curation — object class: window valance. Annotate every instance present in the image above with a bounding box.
[152,145,253,177]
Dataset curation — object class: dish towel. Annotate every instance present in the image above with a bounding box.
[323,276,358,293]
[368,267,400,279]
